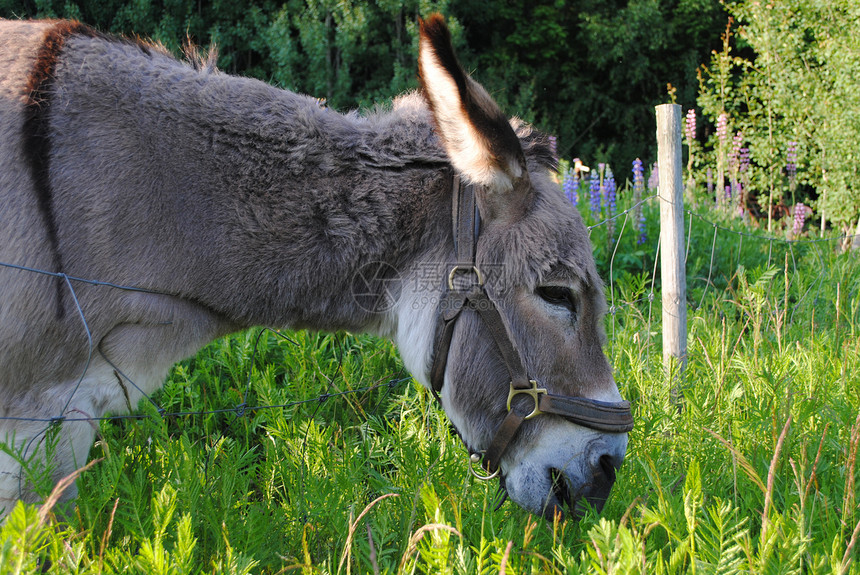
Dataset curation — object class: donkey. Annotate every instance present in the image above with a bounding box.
[0,15,632,520]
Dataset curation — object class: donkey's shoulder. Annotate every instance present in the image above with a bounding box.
[0,18,167,60]
[0,18,56,38]
[0,20,55,103]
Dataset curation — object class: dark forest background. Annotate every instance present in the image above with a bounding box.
[1,0,727,173]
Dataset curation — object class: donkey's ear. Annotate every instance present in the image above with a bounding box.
[418,15,529,212]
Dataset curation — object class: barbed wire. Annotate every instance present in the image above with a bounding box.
[0,261,175,295]
[587,193,659,232]
[685,208,857,245]
[0,377,410,425]
[584,190,858,361]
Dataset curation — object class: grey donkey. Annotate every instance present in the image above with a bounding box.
[0,14,630,520]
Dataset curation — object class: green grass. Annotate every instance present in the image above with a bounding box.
[2,237,859,573]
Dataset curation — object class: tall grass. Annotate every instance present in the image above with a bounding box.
[2,230,859,573]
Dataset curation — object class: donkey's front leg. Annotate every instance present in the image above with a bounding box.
[0,392,102,516]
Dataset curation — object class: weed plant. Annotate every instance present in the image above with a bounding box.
[2,221,859,573]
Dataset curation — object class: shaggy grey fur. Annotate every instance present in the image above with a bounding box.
[0,18,628,519]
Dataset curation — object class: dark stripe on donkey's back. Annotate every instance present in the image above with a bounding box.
[22,21,101,318]
[21,22,100,317]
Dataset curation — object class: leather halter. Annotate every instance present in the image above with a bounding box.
[429,176,634,479]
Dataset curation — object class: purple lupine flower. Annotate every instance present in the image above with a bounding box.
[729,131,743,172]
[605,165,617,240]
[605,166,616,210]
[786,141,798,187]
[632,158,646,244]
[648,162,659,190]
[562,167,579,205]
[707,167,713,197]
[793,203,808,236]
[739,147,750,174]
[589,169,601,219]
[632,158,645,193]
[716,113,729,146]
[598,163,608,206]
[548,135,558,160]
[684,109,696,145]
[725,185,732,202]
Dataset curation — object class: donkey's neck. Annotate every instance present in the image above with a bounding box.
[51,34,453,333]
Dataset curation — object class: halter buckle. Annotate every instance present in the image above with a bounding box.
[506,380,546,420]
[468,452,499,480]
[447,265,484,290]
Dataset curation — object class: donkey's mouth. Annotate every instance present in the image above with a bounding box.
[547,454,618,520]
[549,467,573,514]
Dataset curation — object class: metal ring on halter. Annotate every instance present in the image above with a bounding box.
[506,380,547,420]
[447,265,484,290]
[468,452,499,480]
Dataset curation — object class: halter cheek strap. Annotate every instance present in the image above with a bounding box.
[430,176,634,479]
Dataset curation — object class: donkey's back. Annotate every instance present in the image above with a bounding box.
[0,21,240,509]
[0,21,75,393]
[0,20,55,291]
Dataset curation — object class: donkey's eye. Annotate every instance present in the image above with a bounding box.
[536,286,576,313]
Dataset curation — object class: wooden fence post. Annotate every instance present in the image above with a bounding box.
[656,104,687,387]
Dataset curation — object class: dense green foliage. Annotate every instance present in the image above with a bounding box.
[0,0,726,180]
[695,0,860,235]
[2,224,858,573]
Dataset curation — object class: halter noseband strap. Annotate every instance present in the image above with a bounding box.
[429,176,634,479]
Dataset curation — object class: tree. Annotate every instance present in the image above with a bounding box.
[453,0,726,174]
[2,0,727,176]
[697,0,860,238]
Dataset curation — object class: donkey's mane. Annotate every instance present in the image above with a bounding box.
[512,120,558,173]
[43,24,555,177]
[50,23,458,168]
[182,41,219,73]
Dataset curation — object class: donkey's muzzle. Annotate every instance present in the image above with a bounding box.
[547,445,624,521]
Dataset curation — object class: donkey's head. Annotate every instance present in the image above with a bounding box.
[404,15,631,520]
